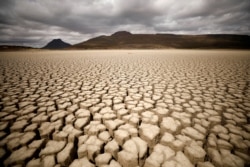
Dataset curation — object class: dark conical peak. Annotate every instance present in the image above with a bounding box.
[111,31,132,36]
[52,39,63,42]
[42,38,71,49]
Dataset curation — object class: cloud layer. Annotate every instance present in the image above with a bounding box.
[0,0,249,47]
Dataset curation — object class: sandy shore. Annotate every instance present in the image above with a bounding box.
[0,50,249,167]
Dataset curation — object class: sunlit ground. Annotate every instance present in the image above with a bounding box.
[0,50,249,167]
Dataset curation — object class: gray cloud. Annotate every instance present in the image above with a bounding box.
[0,0,249,47]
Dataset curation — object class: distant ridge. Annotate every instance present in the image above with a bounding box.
[71,31,250,49]
[0,45,34,51]
[42,39,71,49]
[111,31,132,37]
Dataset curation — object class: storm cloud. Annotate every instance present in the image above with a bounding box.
[0,0,249,47]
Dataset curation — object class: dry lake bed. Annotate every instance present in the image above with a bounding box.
[0,50,250,167]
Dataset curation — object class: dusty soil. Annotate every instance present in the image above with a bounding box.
[0,50,249,167]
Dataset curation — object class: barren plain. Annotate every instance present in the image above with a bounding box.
[0,50,249,167]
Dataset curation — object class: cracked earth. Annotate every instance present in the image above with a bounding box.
[0,50,250,167]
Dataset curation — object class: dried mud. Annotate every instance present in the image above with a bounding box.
[0,50,250,167]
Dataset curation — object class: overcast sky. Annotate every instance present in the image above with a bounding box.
[0,0,249,47]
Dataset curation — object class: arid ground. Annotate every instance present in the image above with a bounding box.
[0,50,249,167]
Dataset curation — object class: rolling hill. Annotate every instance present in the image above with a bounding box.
[71,31,250,49]
[0,45,35,51]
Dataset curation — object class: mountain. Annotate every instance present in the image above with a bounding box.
[42,39,71,49]
[0,45,34,51]
[71,31,250,49]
